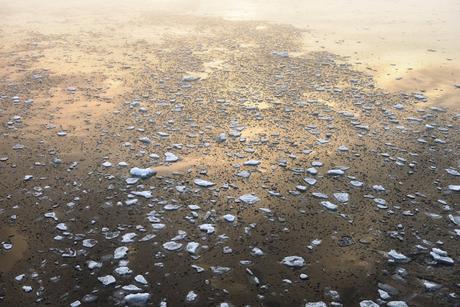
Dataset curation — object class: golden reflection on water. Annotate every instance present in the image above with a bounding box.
[1,0,459,109]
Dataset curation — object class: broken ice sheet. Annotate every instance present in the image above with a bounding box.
[2,8,460,307]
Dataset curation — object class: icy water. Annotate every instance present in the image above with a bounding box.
[0,1,459,306]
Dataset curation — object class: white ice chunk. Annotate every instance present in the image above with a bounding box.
[163,241,183,251]
[114,246,129,259]
[98,275,116,286]
[165,152,179,162]
[388,250,410,262]
[194,178,215,187]
[199,224,215,234]
[239,194,260,204]
[124,293,150,306]
[281,256,305,267]
[130,167,156,179]
[321,201,337,211]
[186,242,200,254]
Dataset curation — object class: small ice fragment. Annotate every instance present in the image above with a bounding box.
[118,161,128,167]
[124,293,151,306]
[87,260,102,269]
[24,175,33,181]
[350,180,364,187]
[243,160,260,166]
[216,133,227,143]
[372,185,385,191]
[134,274,148,285]
[194,178,215,187]
[199,224,215,234]
[223,214,236,222]
[182,75,200,82]
[251,247,264,256]
[163,241,182,251]
[164,203,181,211]
[126,178,140,185]
[430,248,454,265]
[114,246,128,259]
[281,256,305,267]
[303,178,317,185]
[131,191,152,199]
[56,223,68,231]
[387,301,408,307]
[446,168,460,176]
[327,169,345,176]
[22,286,33,293]
[130,167,156,179]
[82,239,97,248]
[186,291,198,302]
[296,185,307,192]
[70,300,81,307]
[122,284,142,292]
[165,152,179,162]
[237,170,251,178]
[387,250,410,262]
[186,242,200,254]
[448,214,460,225]
[115,266,132,275]
[121,233,137,243]
[321,201,337,211]
[359,301,379,307]
[192,265,205,273]
[98,275,116,286]
[239,194,260,204]
[44,212,58,221]
[306,167,318,175]
[211,266,231,274]
[421,279,441,291]
[272,51,289,57]
[312,192,328,199]
[333,192,349,203]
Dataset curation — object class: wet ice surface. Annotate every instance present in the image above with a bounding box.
[0,10,460,307]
